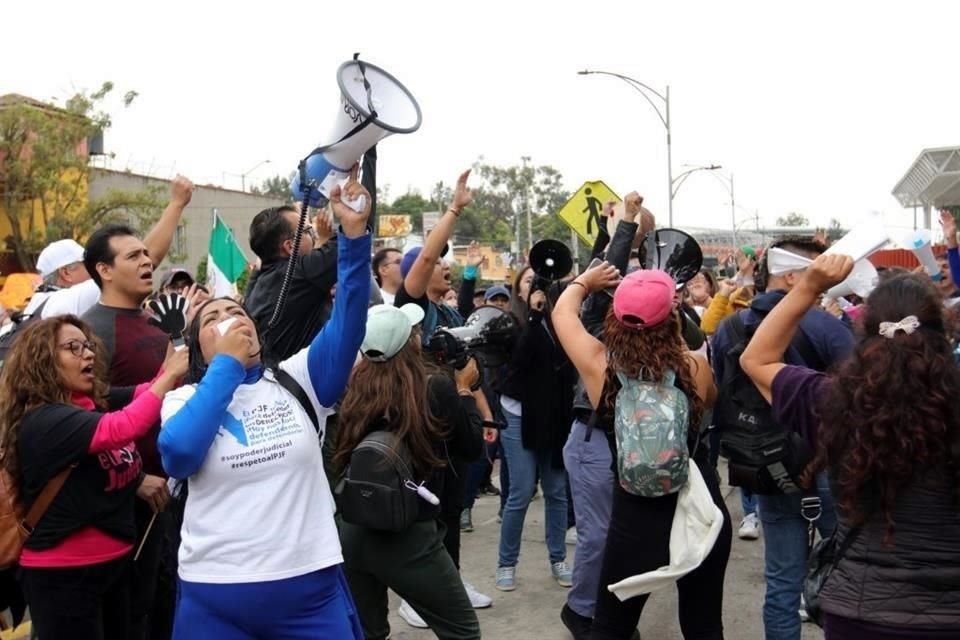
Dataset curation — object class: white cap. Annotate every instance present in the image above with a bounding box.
[361,304,425,362]
[36,239,85,278]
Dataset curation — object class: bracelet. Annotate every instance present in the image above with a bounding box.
[448,206,461,217]
[457,388,473,396]
[569,280,588,293]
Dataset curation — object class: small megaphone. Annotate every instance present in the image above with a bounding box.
[824,258,878,302]
[292,56,422,206]
[643,229,703,287]
[824,211,890,262]
[529,239,574,282]
[902,228,943,282]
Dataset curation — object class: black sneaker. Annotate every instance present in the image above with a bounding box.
[480,483,501,497]
[560,603,592,640]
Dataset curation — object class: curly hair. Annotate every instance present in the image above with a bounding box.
[600,307,705,432]
[812,273,960,543]
[0,316,109,479]
[334,336,448,479]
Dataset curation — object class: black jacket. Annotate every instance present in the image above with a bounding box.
[823,467,960,628]
[244,241,338,361]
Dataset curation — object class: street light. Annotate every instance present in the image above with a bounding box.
[578,69,673,226]
[240,159,271,192]
[707,171,738,252]
[671,164,722,199]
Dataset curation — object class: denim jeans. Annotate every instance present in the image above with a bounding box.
[742,489,757,517]
[497,407,568,568]
[757,473,836,640]
[563,419,614,619]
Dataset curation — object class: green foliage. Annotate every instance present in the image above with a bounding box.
[381,191,434,233]
[0,83,160,270]
[251,174,293,200]
[195,256,208,285]
[776,212,810,227]
[826,217,846,242]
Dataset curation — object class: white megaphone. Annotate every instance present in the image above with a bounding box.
[824,211,890,261]
[824,258,878,302]
[902,228,943,281]
[291,57,422,207]
[766,247,813,275]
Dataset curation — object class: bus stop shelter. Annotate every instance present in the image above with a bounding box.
[892,146,960,230]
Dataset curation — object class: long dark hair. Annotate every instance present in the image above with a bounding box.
[812,273,960,542]
[600,307,705,432]
[509,266,534,329]
[334,337,447,478]
[0,316,110,478]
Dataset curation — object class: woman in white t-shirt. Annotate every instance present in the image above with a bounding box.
[158,175,372,639]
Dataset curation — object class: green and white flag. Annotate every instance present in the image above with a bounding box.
[208,210,247,297]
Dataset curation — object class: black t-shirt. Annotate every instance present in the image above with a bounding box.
[18,399,143,550]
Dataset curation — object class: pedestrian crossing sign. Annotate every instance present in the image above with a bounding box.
[556,181,621,246]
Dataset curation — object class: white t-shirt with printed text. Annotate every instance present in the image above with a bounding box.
[161,347,338,584]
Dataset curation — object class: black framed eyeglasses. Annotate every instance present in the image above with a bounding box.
[59,340,96,358]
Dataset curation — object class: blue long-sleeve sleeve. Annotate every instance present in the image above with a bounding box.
[159,354,247,479]
[948,247,960,291]
[307,230,372,407]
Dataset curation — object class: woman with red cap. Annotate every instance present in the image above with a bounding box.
[552,262,732,640]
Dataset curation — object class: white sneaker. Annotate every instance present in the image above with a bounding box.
[463,581,493,608]
[799,594,811,623]
[565,527,578,545]
[398,600,428,629]
[738,513,760,540]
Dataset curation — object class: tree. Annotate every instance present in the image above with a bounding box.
[826,217,847,242]
[251,174,293,200]
[0,83,163,271]
[776,212,809,227]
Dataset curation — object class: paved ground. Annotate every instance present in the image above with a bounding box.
[386,461,824,639]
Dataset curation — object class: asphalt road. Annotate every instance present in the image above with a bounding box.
[386,461,824,640]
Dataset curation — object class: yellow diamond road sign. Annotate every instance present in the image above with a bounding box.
[557,181,621,245]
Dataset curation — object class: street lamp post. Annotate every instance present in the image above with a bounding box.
[708,171,737,252]
[240,159,271,192]
[671,164,722,199]
[578,70,674,226]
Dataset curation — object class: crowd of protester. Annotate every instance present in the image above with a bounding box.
[0,162,958,640]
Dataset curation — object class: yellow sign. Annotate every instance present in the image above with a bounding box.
[378,214,412,238]
[556,181,621,245]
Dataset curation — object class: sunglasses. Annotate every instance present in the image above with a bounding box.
[60,339,96,358]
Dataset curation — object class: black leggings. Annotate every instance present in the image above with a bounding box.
[590,464,732,640]
[20,555,131,640]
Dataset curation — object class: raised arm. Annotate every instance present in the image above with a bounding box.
[143,175,194,268]
[404,170,471,300]
[552,262,622,407]
[740,254,853,403]
[304,167,373,407]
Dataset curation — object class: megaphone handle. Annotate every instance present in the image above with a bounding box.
[268,176,313,330]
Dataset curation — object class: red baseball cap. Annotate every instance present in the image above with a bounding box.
[613,270,676,329]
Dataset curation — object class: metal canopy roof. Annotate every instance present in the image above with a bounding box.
[892,146,960,208]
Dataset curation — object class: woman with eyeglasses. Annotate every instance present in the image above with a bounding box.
[0,315,187,640]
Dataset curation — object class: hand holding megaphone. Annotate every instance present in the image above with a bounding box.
[800,254,856,295]
[329,164,372,239]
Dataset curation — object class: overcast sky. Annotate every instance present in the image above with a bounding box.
[5,0,959,239]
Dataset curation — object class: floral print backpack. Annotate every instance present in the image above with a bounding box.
[613,369,690,497]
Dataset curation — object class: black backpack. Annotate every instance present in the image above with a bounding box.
[714,311,821,495]
[334,428,421,532]
[0,298,50,368]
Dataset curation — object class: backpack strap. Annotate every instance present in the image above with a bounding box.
[273,368,321,437]
[663,368,677,386]
[20,462,76,536]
